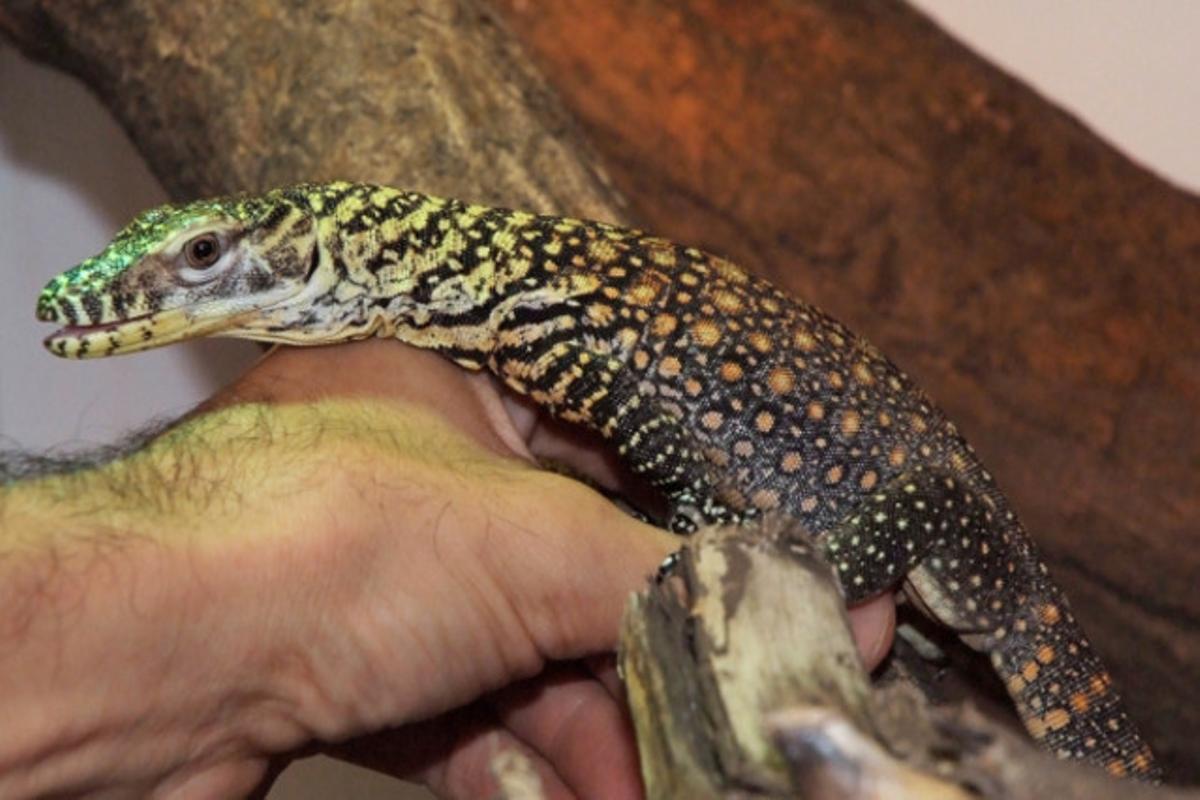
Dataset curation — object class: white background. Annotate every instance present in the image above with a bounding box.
[1,2,1196,796]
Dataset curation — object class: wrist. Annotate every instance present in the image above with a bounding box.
[0,405,336,796]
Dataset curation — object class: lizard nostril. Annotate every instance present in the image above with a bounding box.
[36,296,59,322]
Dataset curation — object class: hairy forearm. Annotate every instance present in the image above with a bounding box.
[0,406,314,795]
[0,401,443,797]
[0,381,674,797]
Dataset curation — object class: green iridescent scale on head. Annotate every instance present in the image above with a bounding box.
[36,186,324,357]
[38,195,272,312]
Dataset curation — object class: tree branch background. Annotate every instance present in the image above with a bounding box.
[0,0,1196,793]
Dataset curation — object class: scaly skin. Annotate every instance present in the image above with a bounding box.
[36,181,1160,780]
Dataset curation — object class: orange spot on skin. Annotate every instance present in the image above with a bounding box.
[878,411,892,427]
[706,448,730,468]
[768,367,795,395]
[733,440,754,457]
[1036,645,1055,665]
[719,488,747,509]
[658,356,682,378]
[826,465,844,484]
[587,240,618,264]
[710,256,748,284]
[651,314,678,337]
[633,350,650,370]
[781,452,803,473]
[1039,604,1062,625]
[629,284,658,305]
[852,362,874,385]
[701,411,723,431]
[720,361,744,382]
[748,331,772,353]
[628,272,669,306]
[755,411,775,433]
[1043,708,1071,731]
[1022,661,1040,682]
[1007,675,1027,695]
[888,446,907,467]
[752,490,779,510]
[801,496,818,513]
[587,303,615,325]
[1090,675,1109,696]
[1070,693,1090,714]
[910,413,928,434]
[828,371,845,390]
[793,328,818,352]
[840,410,861,438]
[1132,752,1152,774]
[859,470,878,490]
[691,318,722,347]
[684,378,703,396]
[712,288,744,314]
[648,246,676,267]
[1027,716,1047,740]
[1107,761,1128,778]
[807,401,825,420]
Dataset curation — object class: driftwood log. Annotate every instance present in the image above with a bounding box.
[616,521,1200,800]
[2,0,1196,789]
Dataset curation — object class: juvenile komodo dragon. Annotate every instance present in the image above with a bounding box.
[36,181,1161,780]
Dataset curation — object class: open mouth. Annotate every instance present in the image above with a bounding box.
[46,312,154,341]
[42,308,224,359]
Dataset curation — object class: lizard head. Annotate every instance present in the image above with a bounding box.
[37,187,323,358]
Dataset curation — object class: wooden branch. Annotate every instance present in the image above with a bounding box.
[0,0,624,219]
[621,520,1200,799]
[621,519,871,797]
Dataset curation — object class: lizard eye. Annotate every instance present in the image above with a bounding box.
[183,233,221,269]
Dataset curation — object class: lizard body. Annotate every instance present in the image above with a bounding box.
[36,181,1160,779]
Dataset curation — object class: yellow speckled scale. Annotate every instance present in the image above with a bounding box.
[37,181,1160,780]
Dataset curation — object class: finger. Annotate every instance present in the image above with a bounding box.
[491,664,643,800]
[421,728,578,800]
[330,706,578,800]
[584,653,624,700]
[846,592,897,670]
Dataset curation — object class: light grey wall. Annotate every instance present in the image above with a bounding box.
[2,3,1197,797]
[909,0,1200,192]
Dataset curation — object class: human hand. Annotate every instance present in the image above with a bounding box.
[0,340,894,799]
[216,340,897,799]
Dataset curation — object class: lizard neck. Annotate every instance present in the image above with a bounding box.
[309,183,545,370]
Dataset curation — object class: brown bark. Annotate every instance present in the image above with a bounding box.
[488,0,1200,781]
[0,0,623,218]
[2,0,1196,784]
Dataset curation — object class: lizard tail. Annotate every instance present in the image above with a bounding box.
[988,587,1161,781]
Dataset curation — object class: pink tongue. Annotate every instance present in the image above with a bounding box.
[53,313,155,337]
